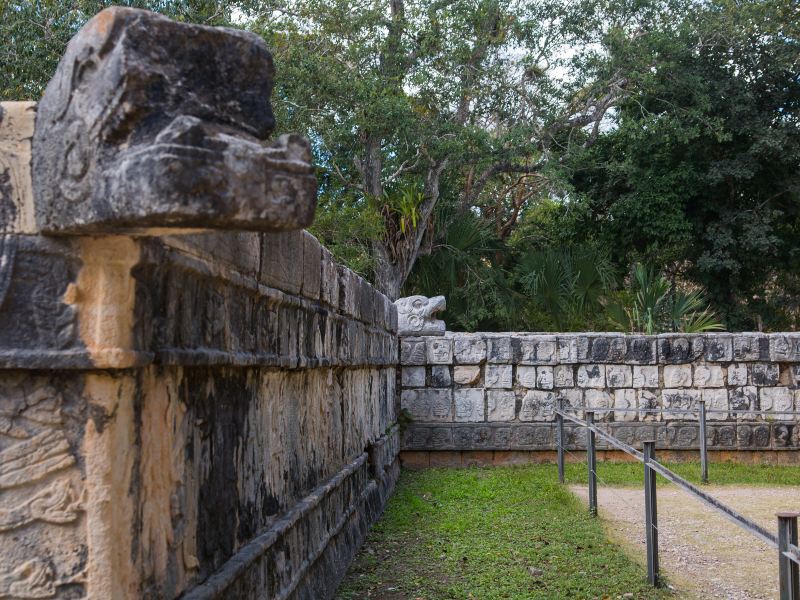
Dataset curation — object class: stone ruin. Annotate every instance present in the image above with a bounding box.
[0,7,797,600]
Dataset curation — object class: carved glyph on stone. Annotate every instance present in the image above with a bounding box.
[395,295,446,336]
[32,7,316,234]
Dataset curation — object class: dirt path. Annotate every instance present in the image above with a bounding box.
[570,485,800,600]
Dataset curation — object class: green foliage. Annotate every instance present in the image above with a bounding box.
[603,264,723,334]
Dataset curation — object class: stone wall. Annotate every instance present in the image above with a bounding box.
[400,332,800,457]
[0,9,399,599]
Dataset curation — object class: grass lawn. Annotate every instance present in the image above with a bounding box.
[336,462,800,600]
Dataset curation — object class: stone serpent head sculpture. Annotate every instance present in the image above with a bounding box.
[394,295,446,336]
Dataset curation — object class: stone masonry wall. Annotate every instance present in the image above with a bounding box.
[400,332,800,455]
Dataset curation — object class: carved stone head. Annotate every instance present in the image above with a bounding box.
[33,7,316,233]
[394,295,446,336]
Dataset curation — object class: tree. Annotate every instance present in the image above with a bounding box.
[246,0,643,298]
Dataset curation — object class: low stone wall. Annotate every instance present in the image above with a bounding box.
[400,332,800,456]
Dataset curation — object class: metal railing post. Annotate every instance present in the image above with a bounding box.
[643,440,660,587]
[586,411,597,517]
[699,399,708,484]
[556,398,565,484]
[778,512,800,600]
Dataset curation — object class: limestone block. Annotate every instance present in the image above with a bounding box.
[426,338,452,364]
[760,387,794,421]
[453,365,481,386]
[320,248,339,308]
[485,365,512,389]
[658,335,704,364]
[453,336,486,364]
[769,334,800,362]
[520,390,556,421]
[693,365,724,388]
[588,335,627,362]
[536,366,554,390]
[727,364,748,386]
[662,389,700,420]
[558,388,584,410]
[400,339,426,365]
[33,8,316,234]
[733,334,768,361]
[792,366,800,387]
[614,389,636,421]
[454,389,485,422]
[584,390,613,419]
[663,365,692,388]
[516,366,537,388]
[625,336,657,364]
[553,365,574,388]
[705,335,733,361]
[638,390,660,421]
[401,389,452,422]
[487,391,516,421]
[486,336,512,363]
[729,386,757,418]
[557,335,590,363]
[576,365,605,388]
[751,363,779,386]
[0,102,37,233]
[401,367,425,388]
[702,389,728,420]
[736,423,771,448]
[262,231,304,294]
[300,232,322,300]
[773,423,795,448]
[633,366,659,388]
[394,295,446,336]
[514,335,557,365]
[430,366,451,387]
[606,365,632,388]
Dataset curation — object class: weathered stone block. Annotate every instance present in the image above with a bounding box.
[262,231,304,294]
[520,390,556,421]
[0,102,37,233]
[702,388,728,420]
[663,364,692,388]
[536,366,554,390]
[760,387,794,421]
[301,232,322,300]
[400,338,426,365]
[727,364,748,386]
[769,334,800,362]
[633,366,659,388]
[577,365,605,388]
[614,389,636,421]
[430,366,451,387]
[514,335,557,364]
[705,334,732,361]
[606,365,633,388]
[486,336,512,363]
[557,335,589,363]
[772,423,796,448]
[453,365,481,386]
[625,336,657,364]
[33,8,316,233]
[426,338,453,364]
[729,386,757,418]
[394,295,446,336]
[401,389,452,422]
[454,389,485,422]
[454,335,486,364]
[487,390,516,421]
[553,365,574,388]
[584,389,613,412]
[638,390,660,421]
[401,367,425,388]
[516,366,537,388]
[658,335,704,364]
[751,363,779,386]
[485,364,513,389]
[557,388,584,410]
[733,334,769,361]
[589,335,627,362]
[662,389,700,420]
[693,365,724,388]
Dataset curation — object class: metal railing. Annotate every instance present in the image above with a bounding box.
[554,402,800,599]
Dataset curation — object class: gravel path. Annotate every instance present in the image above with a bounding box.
[570,485,800,600]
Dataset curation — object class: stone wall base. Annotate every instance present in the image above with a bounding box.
[400,449,800,469]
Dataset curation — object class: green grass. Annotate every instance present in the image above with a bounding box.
[562,460,800,487]
[336,466,674,600]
